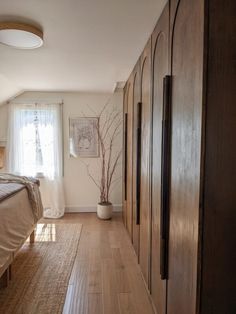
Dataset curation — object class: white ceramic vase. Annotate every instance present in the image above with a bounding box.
[97,202,112,220]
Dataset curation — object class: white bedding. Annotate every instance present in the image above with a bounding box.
[0,173,43,223]
[0,189,36,276]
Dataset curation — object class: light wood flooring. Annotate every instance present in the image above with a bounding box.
[45,213,154,314]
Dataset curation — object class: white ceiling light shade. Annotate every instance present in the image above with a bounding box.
[0,22,43,49]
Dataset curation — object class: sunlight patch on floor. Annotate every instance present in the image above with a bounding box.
[27,223,56,242]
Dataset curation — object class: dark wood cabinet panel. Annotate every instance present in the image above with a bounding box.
[150,5,169,314]
[167,1,204,314]
[139,39,152,288]
[123,1,236,313]
[200,1,236,313]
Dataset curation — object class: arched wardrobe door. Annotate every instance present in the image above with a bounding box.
[167,1,204,314]
[150,4,169,314]
[139,39,152,288]
[122,84,128,227]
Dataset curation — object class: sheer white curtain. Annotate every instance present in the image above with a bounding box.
[7,102,65,218]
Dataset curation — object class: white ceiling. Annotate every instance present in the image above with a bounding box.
[0,0,167,104]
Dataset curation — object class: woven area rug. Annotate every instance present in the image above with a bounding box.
[0,223,82,314]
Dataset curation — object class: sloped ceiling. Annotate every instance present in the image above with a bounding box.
[0,0,167,104]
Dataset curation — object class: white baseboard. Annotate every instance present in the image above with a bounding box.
[65,204,122,213]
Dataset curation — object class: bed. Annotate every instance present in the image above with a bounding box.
[0,175,43,287]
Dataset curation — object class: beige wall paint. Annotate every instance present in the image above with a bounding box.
[0,91,123,211]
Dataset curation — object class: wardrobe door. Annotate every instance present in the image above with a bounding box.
[126,77,134,238]
[200,1,236,313]
[167,1,204,314]
[139,39,152,287]
[132,61,141,257]
[123,85,128,227]
[150,5,169,314]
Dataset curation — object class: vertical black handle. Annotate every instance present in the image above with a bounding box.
[136,102,142,225]
[160,75,171,280]
[124,113,128,201]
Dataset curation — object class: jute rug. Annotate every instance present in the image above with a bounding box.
[0,223,82,314]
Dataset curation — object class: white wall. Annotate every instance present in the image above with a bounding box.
[0,91,123,212]
[0,103,8,142]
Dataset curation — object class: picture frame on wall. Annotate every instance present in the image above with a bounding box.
[69,117,99,157]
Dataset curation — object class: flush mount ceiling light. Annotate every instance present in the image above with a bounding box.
[0,22,43,49]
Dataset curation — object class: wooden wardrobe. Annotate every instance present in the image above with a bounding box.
[123,1,236,314]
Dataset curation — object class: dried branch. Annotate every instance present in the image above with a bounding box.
[109,176,123,194]
[80,160,100,190]
[82,100,122,203]
[107,150,122,200]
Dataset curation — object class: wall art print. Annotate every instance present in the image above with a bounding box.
[69,117,99,157]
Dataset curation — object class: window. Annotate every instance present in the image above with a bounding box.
[8,102,65,218]
[8,103,62,179]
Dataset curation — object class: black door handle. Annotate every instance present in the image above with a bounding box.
[160,75,171,280]
[136,102,142,225]
[124,113,128,201]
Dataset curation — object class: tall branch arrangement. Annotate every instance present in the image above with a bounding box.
[84,101,122,204]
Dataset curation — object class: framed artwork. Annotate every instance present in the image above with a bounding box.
[69,117,99,157]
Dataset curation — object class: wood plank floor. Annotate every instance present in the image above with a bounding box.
[45,213,154,314]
